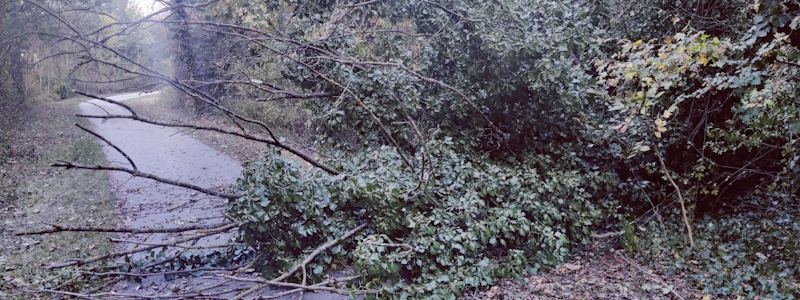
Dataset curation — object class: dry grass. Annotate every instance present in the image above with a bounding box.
[0,97,118,299]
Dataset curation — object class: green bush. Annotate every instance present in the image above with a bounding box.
[53,80,73,100]
[594,27,799,213]
[214,0,800,298]
[228,141,619,297]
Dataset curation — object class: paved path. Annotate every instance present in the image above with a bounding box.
[80,92,345,299]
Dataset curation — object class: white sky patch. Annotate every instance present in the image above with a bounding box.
[130,0,164,15]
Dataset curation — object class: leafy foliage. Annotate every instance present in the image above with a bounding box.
[9,0,799,297]
[212,0,800,297]
[230,143,619,297]
[596,24,799,211]
[635,209,800,298]
[207,0,638,297]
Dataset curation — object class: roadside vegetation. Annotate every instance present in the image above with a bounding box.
[0,97,118,299]
[2,0,800,299]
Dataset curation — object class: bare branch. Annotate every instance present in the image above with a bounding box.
[273,223,367,282]
[74,91,139,117]
[220,274,354,294]
[81,266,236,278]
[109,237,260,250]
[17,221,234,235]
[342,0,382,8]
[74,123,137,170]
[75,112,341,175]
[261,276,361,299]
[51,161,243,199]
[614,251,687,300]
[27,287,248,299]
[656,151,694,247]
[591,230,625,239]
[43,222,239,269]
[231,223,368,300]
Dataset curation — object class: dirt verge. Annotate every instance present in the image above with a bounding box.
[0,97,118,299]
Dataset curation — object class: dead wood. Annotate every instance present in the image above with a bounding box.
[231,223,368,300]
[74,90,341,176]
[74,122,138,170]
[51,161,243,199]
[16,222,236,236]
[44,222,239,269]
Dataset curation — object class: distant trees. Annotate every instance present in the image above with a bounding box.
[0,0,169,108]
[0,0,33,105]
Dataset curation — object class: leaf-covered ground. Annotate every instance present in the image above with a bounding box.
[462,248,701,300]
[0,97,118,299]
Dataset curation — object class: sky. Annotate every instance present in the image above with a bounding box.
[130,0,163,14]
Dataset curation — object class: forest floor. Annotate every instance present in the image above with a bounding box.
[1,93,704,299]
[0,96,119,299]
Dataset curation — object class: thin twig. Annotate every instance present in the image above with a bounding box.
[109,237,260,249]
[44,222,239,269]
[591,231,625,239]
[231,224,368,300]
[656,151,694,247]
[81,266,233,277]
[76,113,341,175]
[261,275,366,300]
[220,274,354,294]
[342,0,381,8]
[272,223,367,282]
[74,123,137,170]
[16,221,235,236]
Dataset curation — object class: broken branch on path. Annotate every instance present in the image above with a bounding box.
[76,111,341,175]
[231,223,368,300]
[74,122,137,170]
[273,223,368,282]
[73,91,141,118]
[51,161,242,199]
[16,221,236,236]
[81,266,236,278]
[27,286,249,300]
[74,88,341,175]
[109,237,260,249]
[614,251,687,300]
[220,274,364,295]
[43,222,239,269]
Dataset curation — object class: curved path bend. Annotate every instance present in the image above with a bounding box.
[80,92,345,299]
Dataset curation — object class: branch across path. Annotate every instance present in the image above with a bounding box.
[76,92,347,299]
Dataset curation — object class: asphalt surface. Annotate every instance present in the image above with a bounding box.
[80,92,347,299]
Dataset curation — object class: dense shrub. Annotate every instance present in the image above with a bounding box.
[229,142,620,297]
[215,0,800,298]
[596,23,799,214]
[53,80,73,100]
